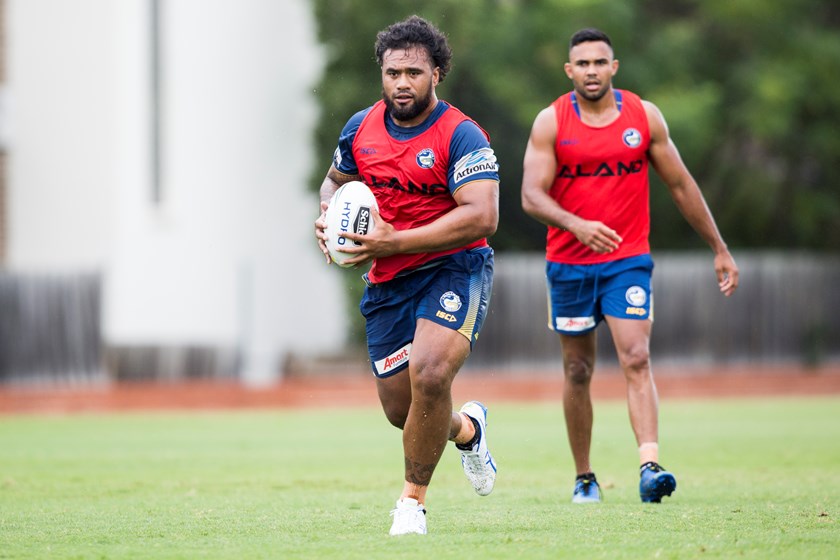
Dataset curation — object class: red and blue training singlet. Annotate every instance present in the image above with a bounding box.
[547,89,651,264]
[334,100,499,284]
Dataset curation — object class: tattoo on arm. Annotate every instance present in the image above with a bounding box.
[328,168,361,184]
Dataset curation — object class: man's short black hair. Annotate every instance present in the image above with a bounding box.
[375,15,452,82]
[569,28,613,51]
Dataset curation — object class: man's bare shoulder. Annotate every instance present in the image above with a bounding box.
[536,104,557,122]
[530,105,558,140]
[640,99,669,139]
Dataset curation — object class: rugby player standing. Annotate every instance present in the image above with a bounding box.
[521,27,739,504]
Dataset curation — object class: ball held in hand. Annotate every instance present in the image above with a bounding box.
[324,181,377,267]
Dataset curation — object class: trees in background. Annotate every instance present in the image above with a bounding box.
[310,0,840,252]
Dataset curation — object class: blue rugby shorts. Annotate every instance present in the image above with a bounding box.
[546,253,654,335]
[360,247,494,378]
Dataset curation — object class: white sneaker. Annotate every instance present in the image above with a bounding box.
[457,401,497,496]
[389,498,427,536]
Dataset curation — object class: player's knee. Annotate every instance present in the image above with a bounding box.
[411,362,453,400]
[564,357,594,386]
[619,344,651,374]
[381,403,408,429]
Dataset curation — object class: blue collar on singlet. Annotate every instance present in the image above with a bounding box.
[383,101,449,141]
[570,90,623,119]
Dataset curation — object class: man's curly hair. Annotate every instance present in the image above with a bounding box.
[374,15,452,82]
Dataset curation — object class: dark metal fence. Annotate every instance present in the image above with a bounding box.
[0,272,239,384]
[104,345,239,382]
[2,252,838,384]
[0,272,104,383]
[469,251,840,371]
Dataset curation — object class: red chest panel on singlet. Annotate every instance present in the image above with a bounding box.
[352,101,487,283]
[546,90,651,264]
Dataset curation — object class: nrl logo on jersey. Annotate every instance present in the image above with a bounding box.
[416,148,435,169]
[622,128,643,148]
[454,147,498,182]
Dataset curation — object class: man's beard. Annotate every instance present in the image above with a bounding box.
[575,82,610,102]
[383,88,434,123]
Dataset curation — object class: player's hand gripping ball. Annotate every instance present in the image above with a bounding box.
[324,181,378,267]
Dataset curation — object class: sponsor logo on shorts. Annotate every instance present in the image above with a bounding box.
[374,343,412,375]
[555,316,596,332]
[625,307,647,316]
[625,286,647,307]
[439,291,462,312]
[622,128,642,148]
[453,148,498,182]
[416,148,435,169]
[436,310,458,323]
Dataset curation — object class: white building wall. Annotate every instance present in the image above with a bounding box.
[7,1,118,269]
[6,0,345,384]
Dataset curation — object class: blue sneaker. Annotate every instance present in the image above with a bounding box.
[572,473,602,503]
[639,462,676,503]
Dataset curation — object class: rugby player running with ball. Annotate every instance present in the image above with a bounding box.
[315,15,500,536]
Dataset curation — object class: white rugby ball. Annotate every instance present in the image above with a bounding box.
[325,181,378,267]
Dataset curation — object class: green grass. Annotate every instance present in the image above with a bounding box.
[1,398,839,559]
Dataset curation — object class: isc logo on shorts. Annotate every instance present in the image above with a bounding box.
[374,343,412,376]
[436,310,457,322]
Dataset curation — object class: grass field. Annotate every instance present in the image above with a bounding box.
[1,397,839,559]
